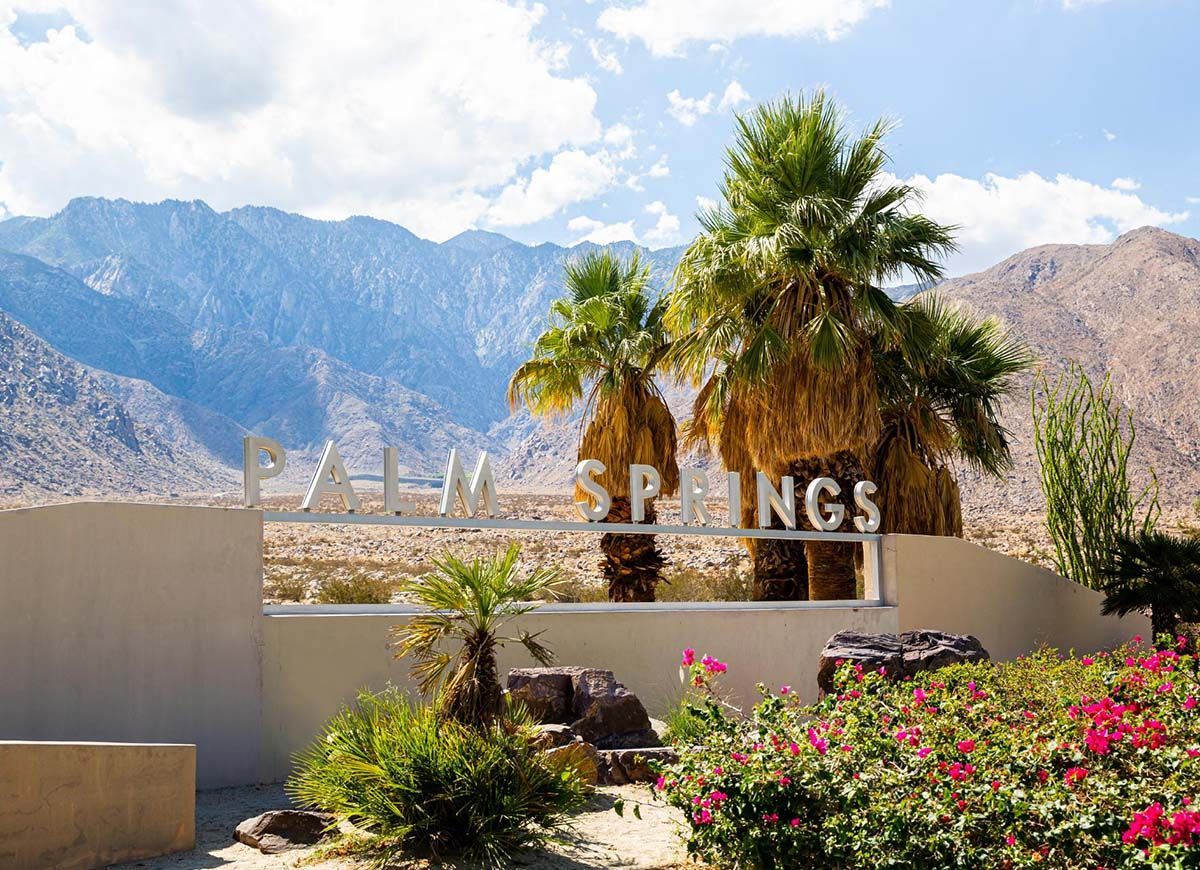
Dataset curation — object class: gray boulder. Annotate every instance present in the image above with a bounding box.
[817,629,990,694]
[506,667,655,748]
[234,810,335,854]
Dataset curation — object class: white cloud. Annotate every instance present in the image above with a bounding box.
[598,0,889,57]
[587,37,623,74]
[1188,196,1200,205]
[567,199,682,247]
[485,148,617,227]
[695,194,719,212]
[624,153,669,191]
[893,170,1189,275]
[1110,177,1140,191]
[717,80,751,112]
[0,0,611,239]
[666,89,714,126]
[1103,128,1117,142]
[642,200,681,246]
[666,80,748,126]
[567,214,638,245]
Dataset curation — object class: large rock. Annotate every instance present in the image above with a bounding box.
[597,747,679,785]
[508,669,574,723]
[817,629,990,694]
[506,667,655,748]
[532,723,578,750]
[569,669,653,747]
[234,810,335,854]
[542,741,600,786]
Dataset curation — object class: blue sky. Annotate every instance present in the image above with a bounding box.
[1,0,1196,276]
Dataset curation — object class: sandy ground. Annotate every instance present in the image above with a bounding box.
[111,784,689,870]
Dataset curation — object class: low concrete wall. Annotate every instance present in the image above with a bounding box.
[887,534,1149,659]
[0,503,1151,790]
[261,602,898,782]
[0,502,263,788]
[0,741,195,870]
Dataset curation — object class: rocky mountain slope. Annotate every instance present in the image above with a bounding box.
[935,226,1200,512]
[0,312,234,497]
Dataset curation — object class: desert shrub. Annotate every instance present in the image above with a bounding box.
[657,566,754,602]
[656,641,1200,868]
[264,573,309,602]
[1032,364,1160,588]
[314,572,396,604]
[288,688,587,866]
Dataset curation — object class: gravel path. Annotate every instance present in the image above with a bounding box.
[111,783,690,869]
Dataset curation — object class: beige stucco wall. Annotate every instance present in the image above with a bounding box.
[261,602,899,782]
[0,502,263,788]
[0,741,195,870]
[887,534,1149,660]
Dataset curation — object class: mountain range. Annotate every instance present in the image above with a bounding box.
[0,198,1197,511]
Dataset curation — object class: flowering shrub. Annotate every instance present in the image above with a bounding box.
[657,639,1200,868]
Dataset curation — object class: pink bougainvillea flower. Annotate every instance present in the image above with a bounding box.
[1133,634,1144,644]
[681,648,695,667]
[1081,656,1095,666]
[917,747,932,759]
[655,775,666,790]
[956,739,976,754]
[1005,835,1016,846]
[1178,635,1190,650]
[913,687,927,704]
[790,817,800,827]
[808,728,828,756]
[694,808,713,825]
[779,685,791,695]
[1064,766,1089,786]
[1185,696,1197,711]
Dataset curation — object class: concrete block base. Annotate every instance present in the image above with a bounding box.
[0,741,195,870]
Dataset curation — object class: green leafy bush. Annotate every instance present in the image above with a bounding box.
[657,640,1200,868]
[288,689,587,866]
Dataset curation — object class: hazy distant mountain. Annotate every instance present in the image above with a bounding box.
[1,197,1197,509]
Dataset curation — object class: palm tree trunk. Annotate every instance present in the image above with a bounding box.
[441,629,502,727]
[751,531,809,600]
[792,451,865,601]
[601,497,666,602]
[1151,607,1178,647]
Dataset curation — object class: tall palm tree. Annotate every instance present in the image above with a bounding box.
[669,91,956,599]
[509,250,679,602]
[870,295,1034,535]
[391,544,562,727]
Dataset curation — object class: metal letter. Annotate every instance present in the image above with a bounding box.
[629,464,661,523]
[439,449,500,518]
[243,436,286,508]
[853,480,882,533]
[383,447,416,515]
[574,459,612,521]
[680,467,712,525]
[805,476,844,531]
[302,440,360,513]
[756,472,796,529]
[727,471,741,528]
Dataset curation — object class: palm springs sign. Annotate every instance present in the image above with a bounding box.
[242,436,881,534]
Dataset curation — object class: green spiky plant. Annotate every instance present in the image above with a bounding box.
[1099,530,1200,642]
[1032,364,1160,589]
[669,90,957,599]
[391,544,561,727]
[287,689,587,867]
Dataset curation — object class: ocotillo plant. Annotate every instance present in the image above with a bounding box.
[1032,363,1160,589]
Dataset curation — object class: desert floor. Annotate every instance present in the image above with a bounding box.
[111,782,688,870]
